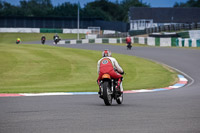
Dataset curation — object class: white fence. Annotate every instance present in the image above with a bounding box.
[0,28,40,33]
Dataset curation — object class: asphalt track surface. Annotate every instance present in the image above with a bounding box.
[1,41,200,133]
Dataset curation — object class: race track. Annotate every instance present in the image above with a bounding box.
[0,41,200,133]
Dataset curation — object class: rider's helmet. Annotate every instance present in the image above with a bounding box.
[102,49,112,57]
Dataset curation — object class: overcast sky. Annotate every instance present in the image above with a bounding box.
[3,0,188,7]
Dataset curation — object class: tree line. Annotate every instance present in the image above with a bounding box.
[174,0,200,7]
[0,0,149,22]
[0,0,199,22]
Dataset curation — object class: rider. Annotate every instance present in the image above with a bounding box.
[53,33,60,44]
[41,35,46,44]
[126,35,132,47]
[53,33,59,40]
[16,38,21,44]
[97,49,124,95]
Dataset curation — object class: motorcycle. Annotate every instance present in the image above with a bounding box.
[98,74,123,106]
[127,43,132,50]
[16,40,20,44]
[54,37,60,45]
[41,38,45,44]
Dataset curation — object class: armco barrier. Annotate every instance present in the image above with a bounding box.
[95,38,102,43]
[176,38,199,47]
[184,39,189,47]
[0,28,40,33]
[197,39,200,47]
[134,37,139,43]
[63,29,91,34]
[102,38,109,43]
[63,37,200,47]
[147,37,155,46]
[109,38,117,43]
[160,38,171,47]
[171,38,177,47]
[138,37,145,44]
[82,39,89,44]
[145,38,148,44]
[188,39,192,47]
[40,28,63,33]
[155,37,160,46]
[0,28,117,35]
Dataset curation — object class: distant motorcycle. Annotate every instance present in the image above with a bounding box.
[98,74,123,106]
[16,40,20,44]
[54,37,60,45]
[127,43,132,50]
[41,38,45,44]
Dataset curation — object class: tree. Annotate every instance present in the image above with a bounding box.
[52,2,78,17]
[0,1,19,16]
[83,0,149,22]
[18,0,53,16]
[0,0,150,22]
[120,0,150,22]
[174,0,200,7]
[83,0,122,21]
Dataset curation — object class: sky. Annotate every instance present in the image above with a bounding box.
[3,0,188,7]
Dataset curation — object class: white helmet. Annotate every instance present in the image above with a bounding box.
[102,49,111,57]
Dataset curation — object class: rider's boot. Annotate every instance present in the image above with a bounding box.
[97,80,103,99]
[116,78,123,95]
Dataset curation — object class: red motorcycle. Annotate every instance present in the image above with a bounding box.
[98,74,123,106]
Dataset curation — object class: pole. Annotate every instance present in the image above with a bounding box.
[77,1,80,40]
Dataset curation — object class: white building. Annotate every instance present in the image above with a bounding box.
[129,7,200,30]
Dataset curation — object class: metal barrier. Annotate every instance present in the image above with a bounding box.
[146,23,200,34]
[0,16,129,32]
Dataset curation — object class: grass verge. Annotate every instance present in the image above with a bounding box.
[0,33,85,44]
[0,33,178,93]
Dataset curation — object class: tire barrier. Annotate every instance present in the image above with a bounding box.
[176,38,200,47]
[63,37,200,47]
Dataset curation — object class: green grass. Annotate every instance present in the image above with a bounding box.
[0,33,178,93]
[0,33,85,44]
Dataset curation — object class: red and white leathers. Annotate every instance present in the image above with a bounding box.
[97,56,124,92]
[126,36,131,44]
[126,36,132,47]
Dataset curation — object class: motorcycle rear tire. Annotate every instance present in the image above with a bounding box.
[103,81,112,106]
[127,46,132,50]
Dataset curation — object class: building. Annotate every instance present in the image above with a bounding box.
[129,7,200,30]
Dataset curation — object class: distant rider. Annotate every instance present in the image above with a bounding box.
[126,35,132,48]
[97,49,124,95]
[53,33,60,44]
[16,38,21,44]
[41,35,46,44]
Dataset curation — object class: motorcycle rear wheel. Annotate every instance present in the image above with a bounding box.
[127,46,132,50]
[103,81,112,106]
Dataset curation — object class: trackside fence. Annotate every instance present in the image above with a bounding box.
[62,37,200,47]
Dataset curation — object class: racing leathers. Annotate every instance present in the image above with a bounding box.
[97,56,124,92]
[126,36,132,47]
